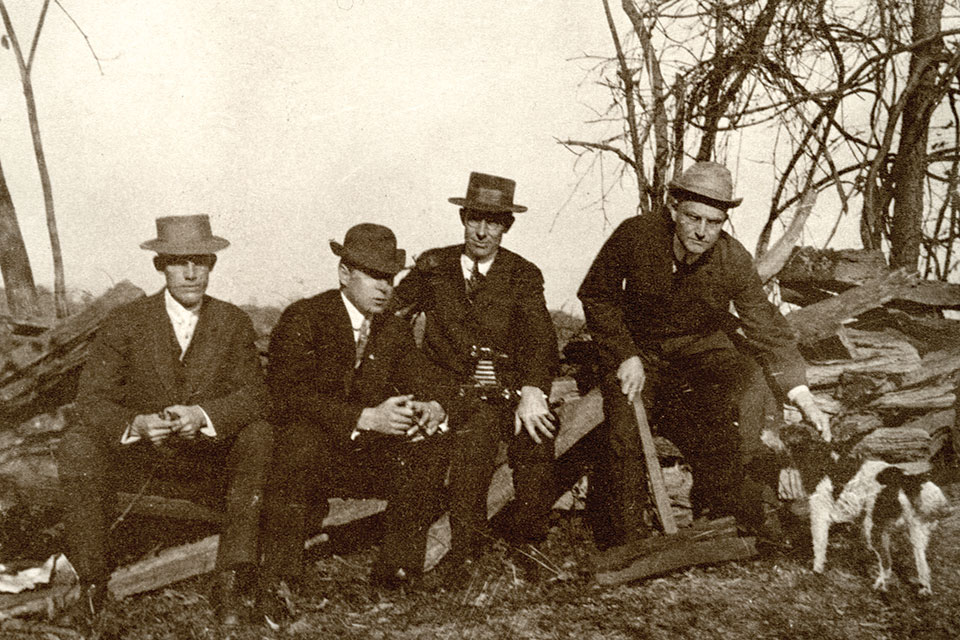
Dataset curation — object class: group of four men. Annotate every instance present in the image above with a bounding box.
[56,164,829,628]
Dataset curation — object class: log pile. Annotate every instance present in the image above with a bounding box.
[777,248,960,463]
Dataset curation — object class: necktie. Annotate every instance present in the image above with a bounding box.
[355,317,371,368]
[466,260,483,300]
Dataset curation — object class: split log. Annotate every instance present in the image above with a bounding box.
[869,382,956,411]
[593,516,737,573]
[0,281,145,423]
[851,427,931,462]
[899,409,956,459]
[785,268,916,349]
[595,535,756,586]
[893,346,960,389]
[881,309,960,354]
[805,336,920,387]
[777,248,889,293]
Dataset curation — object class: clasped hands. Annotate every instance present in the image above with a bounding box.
[357,394,447,441]
[129,404,208,444]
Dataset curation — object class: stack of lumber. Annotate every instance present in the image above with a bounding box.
[777,248,960,463]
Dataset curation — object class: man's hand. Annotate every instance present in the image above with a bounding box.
[791,387,832,442]
[617,355,645,403]
[163,405,208,439]
[778,467,805,501]
[357,395,416,436]
[410,400,447,437]
[130,412,178,444]
[514,386,556,445]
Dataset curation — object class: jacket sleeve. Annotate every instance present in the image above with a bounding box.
[577,220,639,370]
[267,302,363,443]
[729,252,808,395]
[73,313,142,446]
[514,264,558,394]
[198,312,268,441]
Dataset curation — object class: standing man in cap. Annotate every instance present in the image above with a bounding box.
[577,161,831,548]
[260,223,451,612]
[57,215,272,628]
[393,172,559,580]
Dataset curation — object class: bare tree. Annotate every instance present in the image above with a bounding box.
[0,0,67,317]
[563,0,960,280]
[0,157,39,317]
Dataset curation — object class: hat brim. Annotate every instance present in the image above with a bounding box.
[140,237,230,254]
[330,241,406,276]
[448,197,527,213]
[667,183,742,209]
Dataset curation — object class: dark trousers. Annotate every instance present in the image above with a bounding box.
[448,399,555,557]
[56,420,272,584]
[260,424,450,581]
[588,347,756,547]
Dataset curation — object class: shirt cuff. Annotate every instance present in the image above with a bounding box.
[119,424,140,445]
[198,407,216,438]
[786,385,810,403]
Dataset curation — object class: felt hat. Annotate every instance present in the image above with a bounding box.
[330,223,406,276]
[448,172,527,213]
[668,161,743,208]
[140,215,230,254]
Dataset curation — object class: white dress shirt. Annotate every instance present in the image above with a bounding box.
[460,252,494,280]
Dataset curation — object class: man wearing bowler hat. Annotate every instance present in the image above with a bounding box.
[260,223,451,612]
[577,161,831,548]
[57,215,272,628]
[393,172,559,581]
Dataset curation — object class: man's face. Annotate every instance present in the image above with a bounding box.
[461,209,510,262]
[339,263,394,315]
[672,200,728,258]
[161,254,215,309]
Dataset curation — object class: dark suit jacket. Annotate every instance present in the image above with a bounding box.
[393,245,558,394]
[74,291,267,446]
[267,289,452,446]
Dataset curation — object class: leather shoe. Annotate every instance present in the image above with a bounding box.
[212,568,248,626]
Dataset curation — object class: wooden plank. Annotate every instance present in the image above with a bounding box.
[593,516,736,572]
[870,382,956,411]
[595,536,756,586]
[633,398,677,535]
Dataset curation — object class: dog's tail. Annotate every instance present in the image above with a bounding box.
[877,467,951,521]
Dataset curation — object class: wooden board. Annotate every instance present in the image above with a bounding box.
[633,398,677,535]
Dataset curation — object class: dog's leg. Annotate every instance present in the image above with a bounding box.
[909,521,933,596]
[863,513,888,591]
[810,492,831,573]
[874,528,894,592]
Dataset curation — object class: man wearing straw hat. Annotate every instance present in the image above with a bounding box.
[392,172,559,582]
[57,215,272,628]
[259,223,451,615]
[577,161,831,549]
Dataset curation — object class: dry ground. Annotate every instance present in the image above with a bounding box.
[2,464,959,640]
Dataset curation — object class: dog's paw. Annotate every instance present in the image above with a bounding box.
[918,585,933,597]
[872,571,893,592]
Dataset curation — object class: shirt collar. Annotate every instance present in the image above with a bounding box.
[339,290,368,332]
[461,252,495,278]
[164,288,201,321]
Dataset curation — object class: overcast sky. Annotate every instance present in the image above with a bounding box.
[0,1,857,313]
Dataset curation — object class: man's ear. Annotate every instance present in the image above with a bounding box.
[337,261,352,287]
[208,255,218,271]
[503,214,515,232]
[153,255,166,272]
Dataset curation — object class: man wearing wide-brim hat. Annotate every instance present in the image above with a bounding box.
[577,161,830,548]
[260,223,453,606]
[56,215,272,628]
[392,172,559,582]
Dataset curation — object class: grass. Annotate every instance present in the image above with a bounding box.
[2,467,960,639]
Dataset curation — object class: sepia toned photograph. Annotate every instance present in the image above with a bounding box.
[0,1,958,638]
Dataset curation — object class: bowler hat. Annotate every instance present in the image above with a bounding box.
[140,215,230,254]
[448,172,527,213]
[668,161,743,208]
[330,223,406,276]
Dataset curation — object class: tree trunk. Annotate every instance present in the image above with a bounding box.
[0,158,39,318]
[889,0,944,271]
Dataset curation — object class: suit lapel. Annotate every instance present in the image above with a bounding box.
[182,297,224,395]
[148,292,186,397]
